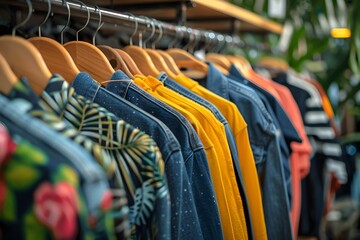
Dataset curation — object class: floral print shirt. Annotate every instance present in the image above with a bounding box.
[0,115,107,240]
[7,76,170,239]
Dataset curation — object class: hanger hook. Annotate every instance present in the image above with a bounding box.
[60,0,70,44]
[142,16,155,48]
[12,0,33,36]
[93,5,104,45]
[38,0,51,37]
[201,31,211,51]
[69,0,90,41]
[214,35,225,53]
[123,12,138,46]
[168,25,180,49]
[183,27,194,52]
[152,19,163,49]
[189,29,200,53]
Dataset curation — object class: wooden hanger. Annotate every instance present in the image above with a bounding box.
[123,45,160,77]
[64,4,114,84]
[0,36,52,95]
[258,56,290,71]
[28,0,80,83]
[30,37,80,83]
[166,27,208,78]
[205,53,231,71]
[114,49,144,76]
[144,20,178,79]
[122,17,161,77]
[146,49,178,79]
[0,0,51,94]
[167,48,208,79]
[226,55,252,77]
[0,53,18,95]
[98,45,134,79]
[156,50,182,75]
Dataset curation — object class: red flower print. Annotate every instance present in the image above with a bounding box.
[0,124,16,167]
[100,191,113,211]
[34,182,79,240]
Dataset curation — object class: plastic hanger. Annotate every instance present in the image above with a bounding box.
[145,19,178,79]
[0,53,18,95]
[122,16,160,77]
[64,4,114,83]
[166,27,208,78]
[28,0,80,83]
[0,0,52,94]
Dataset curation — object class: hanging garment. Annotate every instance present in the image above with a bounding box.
[228,64,303,205]
[0,94,116,240]
[5,75,169,240]
[106,70,224,240]
[203,63,292,240]
[157,73,256,239]
[133,76,248,240]
[272,71,345,238]
[71,72,204,240]
[254,66,313,237]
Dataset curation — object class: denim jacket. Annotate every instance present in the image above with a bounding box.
[205,64,293,240]
[106,70,223,240]
[72,72,205,240]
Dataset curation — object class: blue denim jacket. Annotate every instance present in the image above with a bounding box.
[106,70,223,240]
[227,64,301,206]
[71,72,204,240]
[157,72,253,239]
[0,94,114,239]
[204,64,293,240]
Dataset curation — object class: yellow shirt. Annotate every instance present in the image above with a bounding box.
[135,75,248,240]
[174,74,267,240]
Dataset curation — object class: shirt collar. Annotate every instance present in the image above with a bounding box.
[71,72,101,103]
[142,75,164,90]
[106,70,132,98]
[206,62,231,100]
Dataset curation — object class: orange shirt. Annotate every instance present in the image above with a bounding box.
[133,76,248,240]
[174,74,267,240]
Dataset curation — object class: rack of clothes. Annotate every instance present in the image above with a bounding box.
[0,0,347,239]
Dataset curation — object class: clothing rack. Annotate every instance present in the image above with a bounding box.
[1,0,243,49]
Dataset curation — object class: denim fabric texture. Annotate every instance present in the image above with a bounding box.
[0,94,115,240]
[205,65,293,240]
[227,64,297,206]
[72,72,205,240]
[157,72,253,239]
[106,70,223,240]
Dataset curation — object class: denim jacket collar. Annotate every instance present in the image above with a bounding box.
[206,63,231,100]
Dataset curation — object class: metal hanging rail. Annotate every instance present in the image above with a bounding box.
[1,0,243,49]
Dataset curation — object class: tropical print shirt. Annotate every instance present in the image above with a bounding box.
[6,75,170,239]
